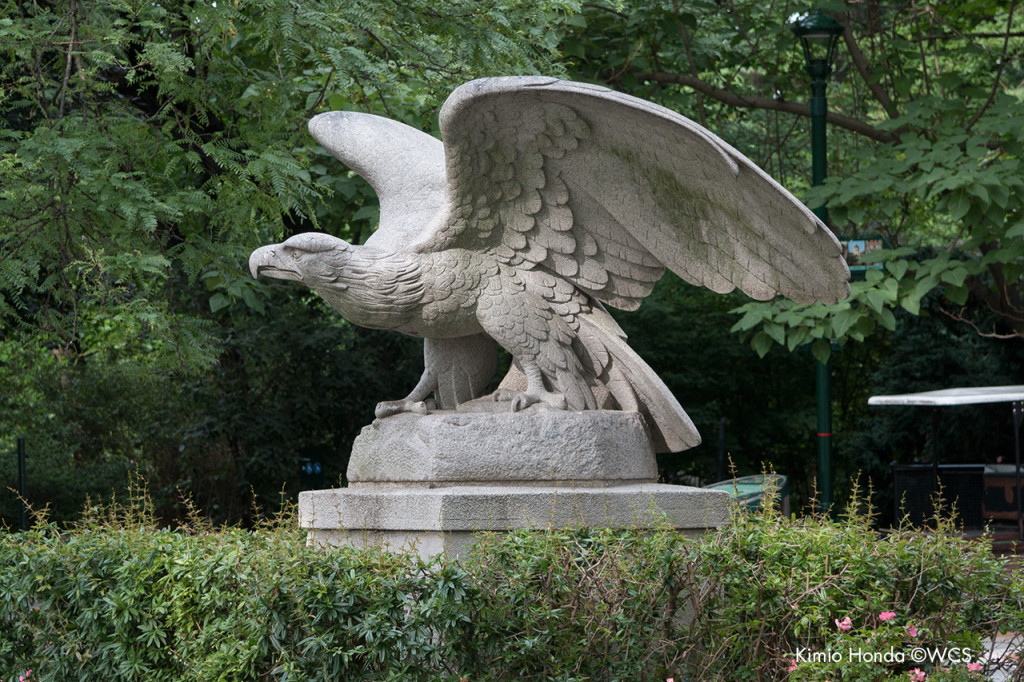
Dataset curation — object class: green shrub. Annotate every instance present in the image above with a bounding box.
[1,493,1021,681]
[689,496,1024,681]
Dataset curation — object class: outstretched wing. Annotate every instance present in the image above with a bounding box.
[308,111,446,253]
[415,76,850,307]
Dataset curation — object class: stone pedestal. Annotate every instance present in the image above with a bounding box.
[299,410,730,558]
[346,410,658,487]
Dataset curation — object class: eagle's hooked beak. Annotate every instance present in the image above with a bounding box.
[249,232,350,281]
[249,245,302,281]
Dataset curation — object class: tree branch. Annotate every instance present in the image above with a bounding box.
[939,306,1022,339]
[966,0,1016,132]
[962,246,1024,337]
[671,0,706,127]
[627,70,898,143]
[839,16,898,119]
[910,31,1024,41]
[58,0,78,118]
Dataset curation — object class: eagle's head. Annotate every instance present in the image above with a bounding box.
[248,232,350,285]
[249,231,425,331]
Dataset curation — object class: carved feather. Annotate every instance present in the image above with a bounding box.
[425,76,849,306]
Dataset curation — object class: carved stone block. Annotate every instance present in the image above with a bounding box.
[346,410,657,488]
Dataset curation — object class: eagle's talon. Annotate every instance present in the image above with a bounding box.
[491,388,516,402]
[509,391,567,412]
[375,399,430,419]
[546,393,568,410]
[510,393,534,412]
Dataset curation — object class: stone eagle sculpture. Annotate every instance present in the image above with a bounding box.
[249,76,850,453]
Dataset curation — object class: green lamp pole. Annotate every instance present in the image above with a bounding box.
[791,10,844,513]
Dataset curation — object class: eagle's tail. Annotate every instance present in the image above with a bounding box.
[575,306,701,453]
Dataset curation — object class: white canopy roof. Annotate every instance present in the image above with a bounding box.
[868,385,1024,407]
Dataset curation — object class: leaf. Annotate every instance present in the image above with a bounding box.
[965,183,990,207]
[945,189,970,220]
[730,309,765,333]
[915,275,939,297]
[241,287,265,315]
[940,268,968,288]
[764,323,785,346]
[945,284,969,306]
[1006,221,1024,239]
[209,293,231,313]
[811,339,831,365]
[786,327,810,351]
[877,307,896,331]
[351,205,380,223]
[885,260,909,280]
[901,294,921,316]
[831,308,858,338]
[751,331,773,358]
[865,289,886,315]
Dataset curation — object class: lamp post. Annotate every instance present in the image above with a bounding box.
[17,438,27,531]
[791,10,844,513]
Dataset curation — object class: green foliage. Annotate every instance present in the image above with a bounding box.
[1,0,577,526]
[464,527,693,679]
[611,271,1019,517]
[561,1,1024,348]
[739,86,1024,355]
[725,278,1022,522]
[0,286,423,527]
[0,0,578,371]
[616,274,819,491]
[698,491,1022,680]
[1,492,1021,680]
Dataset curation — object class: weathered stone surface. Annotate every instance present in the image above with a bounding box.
[347,410,657,487]
[300,483,731,559]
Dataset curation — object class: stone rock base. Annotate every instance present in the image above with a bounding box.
[301,410,728,559]
[346,410,658,487]
[299,483,730,559]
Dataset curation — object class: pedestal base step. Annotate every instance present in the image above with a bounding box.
[300,483,730,559]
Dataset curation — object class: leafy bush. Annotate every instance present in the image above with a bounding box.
[690,491,1024,681]
[1,492,1021,681]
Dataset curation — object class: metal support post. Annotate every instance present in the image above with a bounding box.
[810,62,833,513]
[17,438,27,531]
[1014,401,1022,541]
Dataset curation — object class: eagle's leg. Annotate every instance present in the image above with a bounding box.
[505,361,568,412]
[374,368,434,419]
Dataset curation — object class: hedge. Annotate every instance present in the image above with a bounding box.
[2,492,1022,681]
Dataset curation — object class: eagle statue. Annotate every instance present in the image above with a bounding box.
[249,77,850,453]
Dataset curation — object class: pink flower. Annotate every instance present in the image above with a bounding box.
[909,668,927,681]
[835,616,852,631]
[788,663,798,672]
[906,623,918,637]
[967,662,983,672]
[879,611,897,621]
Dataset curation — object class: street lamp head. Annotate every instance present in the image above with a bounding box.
[790,10,844,79]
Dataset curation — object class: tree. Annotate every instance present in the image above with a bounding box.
[0,0,577,368]
[561,0,1024,355]
[0,0,577,524]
